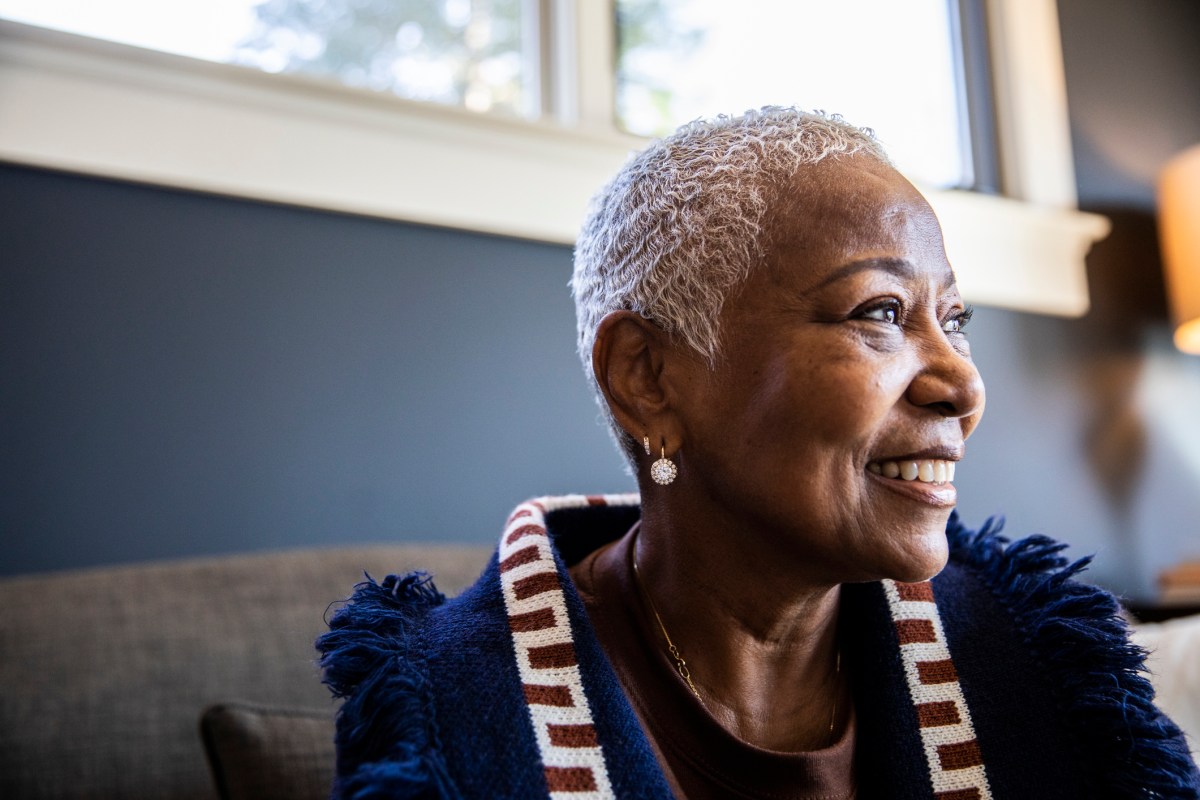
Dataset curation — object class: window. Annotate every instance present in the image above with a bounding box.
[0,0,534,117]
[2,0,972,183]
[0,0,260,63]
[615,0,972,189]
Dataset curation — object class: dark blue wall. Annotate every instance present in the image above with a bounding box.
[0,166,631,575]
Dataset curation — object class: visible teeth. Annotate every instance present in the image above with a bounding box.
[867,458,958,485]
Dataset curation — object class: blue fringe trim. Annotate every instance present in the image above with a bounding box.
[316,571,462,800]
[946,513,1199,798]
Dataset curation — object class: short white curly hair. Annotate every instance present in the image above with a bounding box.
[571,106,891,462]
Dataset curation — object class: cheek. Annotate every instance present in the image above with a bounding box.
[713,348,906,455]
[796,366,905,446]
[722,360,799,439]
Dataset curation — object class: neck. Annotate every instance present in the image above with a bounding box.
[631,512,846,751]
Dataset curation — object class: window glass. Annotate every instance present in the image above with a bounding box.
[0,0,531,117]
[616,0,972,188]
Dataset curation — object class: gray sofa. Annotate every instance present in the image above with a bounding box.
[0,544,492,799]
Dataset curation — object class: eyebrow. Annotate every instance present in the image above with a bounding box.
[802,257,953,294]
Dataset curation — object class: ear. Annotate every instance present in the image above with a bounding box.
[591,311,682,449]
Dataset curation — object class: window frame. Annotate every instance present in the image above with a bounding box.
[0,0,1106,315]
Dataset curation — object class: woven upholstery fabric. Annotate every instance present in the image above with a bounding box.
[0,544,490,800]
[201,703,334,800]
[1132,614,1200,760]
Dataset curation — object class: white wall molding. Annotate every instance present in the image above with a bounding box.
[925,187,1105,316]
[0,18,1106,315]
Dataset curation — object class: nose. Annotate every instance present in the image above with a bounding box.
[905,334,986,435]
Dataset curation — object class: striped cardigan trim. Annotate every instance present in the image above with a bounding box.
[498,493,639,799]
[883,579,993,800]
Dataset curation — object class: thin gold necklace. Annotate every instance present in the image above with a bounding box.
[629,533,843,746]
[630,542,705,704]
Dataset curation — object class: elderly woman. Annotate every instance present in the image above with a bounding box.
[319,108,1199,799]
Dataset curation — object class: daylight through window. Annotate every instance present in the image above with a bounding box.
[615,0,972,188]
[0,0,973,186]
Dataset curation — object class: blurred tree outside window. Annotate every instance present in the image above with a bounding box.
[0,0,531,118]
[236,0,529,117]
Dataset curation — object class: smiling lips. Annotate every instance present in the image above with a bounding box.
[867,459,956,485]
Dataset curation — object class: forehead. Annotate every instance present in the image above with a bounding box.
[762,156,952,287]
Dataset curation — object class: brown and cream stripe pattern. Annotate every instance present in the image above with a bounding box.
[883,579,993,800]
[500,494,638,799]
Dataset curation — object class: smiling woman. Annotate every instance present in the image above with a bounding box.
[317,108,1199,799]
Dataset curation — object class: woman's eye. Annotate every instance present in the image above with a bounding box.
[860,301,901,325]
[942,305,974,334]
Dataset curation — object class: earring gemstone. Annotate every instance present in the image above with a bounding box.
[651,457,677,485]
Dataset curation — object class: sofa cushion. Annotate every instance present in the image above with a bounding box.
[201,703,334,800]
[1131,613,1200,760]
[0,544,490,799]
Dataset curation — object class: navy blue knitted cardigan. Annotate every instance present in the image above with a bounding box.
[317,495,1199,799]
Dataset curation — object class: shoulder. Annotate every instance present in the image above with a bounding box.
[936,512,1199,797]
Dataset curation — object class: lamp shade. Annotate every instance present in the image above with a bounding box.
[1159,144,1200,354]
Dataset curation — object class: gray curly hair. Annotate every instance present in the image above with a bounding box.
[571,106,891,462]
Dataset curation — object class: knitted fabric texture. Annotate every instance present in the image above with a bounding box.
[318,496,1200,799]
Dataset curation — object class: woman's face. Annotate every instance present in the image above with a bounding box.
[669,155,985,585]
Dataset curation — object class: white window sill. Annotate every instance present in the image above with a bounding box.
[0,21,1108,316]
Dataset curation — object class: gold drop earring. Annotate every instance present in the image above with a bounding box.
[650,441,677,486]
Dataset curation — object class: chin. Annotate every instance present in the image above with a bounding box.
[889,558,948,584]
[886,530,950,584]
